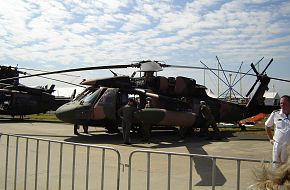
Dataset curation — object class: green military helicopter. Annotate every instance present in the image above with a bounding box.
[52,58,287,134]
[0,65,82,118]
[1,59,289,133]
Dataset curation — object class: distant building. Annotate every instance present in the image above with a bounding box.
[263,91,280,106]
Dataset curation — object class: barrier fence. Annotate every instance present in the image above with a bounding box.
[0,133,272,190]
[0,133,121,190]
[128,150,272,190]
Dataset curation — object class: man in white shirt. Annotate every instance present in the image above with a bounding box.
[265,95,290,164]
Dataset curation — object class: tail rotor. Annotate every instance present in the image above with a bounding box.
[246,58,273,97]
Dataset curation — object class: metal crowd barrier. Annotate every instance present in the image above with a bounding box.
[0,132,273,190]
[0,133,121,190]
[128,150,272,190]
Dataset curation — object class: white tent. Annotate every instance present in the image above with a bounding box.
[263,91,280,106]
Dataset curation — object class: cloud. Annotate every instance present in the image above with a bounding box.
[121,14,151,32]
[0,0,290,95]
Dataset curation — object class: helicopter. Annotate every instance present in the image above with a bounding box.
[1,59,288,135]
[48,58,287,135]
[0,65,81,118]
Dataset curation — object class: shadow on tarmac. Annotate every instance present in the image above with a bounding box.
[64,129,237,187]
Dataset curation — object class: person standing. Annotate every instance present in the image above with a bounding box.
[141,97,153,143]
[200,101,221,140]
[265,95,290,165]
[118,98,138,144]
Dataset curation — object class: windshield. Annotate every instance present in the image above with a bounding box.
[82,88,102,103]
[74,88,92,101]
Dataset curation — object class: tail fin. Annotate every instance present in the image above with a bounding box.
[47,84,55,94]
[246,58,272,108]
[246,75,270,108]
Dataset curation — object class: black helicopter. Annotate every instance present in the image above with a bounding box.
[1,59,288,133]
[0,65,80,118]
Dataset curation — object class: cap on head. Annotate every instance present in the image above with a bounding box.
[200,101,206,105]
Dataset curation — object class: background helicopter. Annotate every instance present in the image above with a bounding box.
[1,59,289,135]
[0,65,83,118]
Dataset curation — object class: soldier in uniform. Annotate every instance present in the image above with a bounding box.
[265,95,290,166]
[145,97,153,108]
[141,97,153,143]
[118,98,139,144]
[199,101,221,140]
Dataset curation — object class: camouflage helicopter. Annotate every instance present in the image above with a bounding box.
[2,59,289,134]
[0,65,82,118]
[51,58,288,134]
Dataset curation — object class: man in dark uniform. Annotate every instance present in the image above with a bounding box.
[200,101,221,140]
[118,98,138,144]
[141,97,153,143]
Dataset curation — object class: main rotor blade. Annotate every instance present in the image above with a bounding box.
[165,64,257,76]
[35,75,85,88]
[17,70,85,88]
[19,67,81,77]
[164,64,290,83]
[269,76,290,83]
[0,64,132,83]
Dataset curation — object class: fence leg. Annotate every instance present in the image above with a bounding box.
[5,136,10,190]
[212,158,216,190]
[237,160,241,190]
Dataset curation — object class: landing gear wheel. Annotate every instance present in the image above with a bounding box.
[239,123,247,131]
[106,125,120,133]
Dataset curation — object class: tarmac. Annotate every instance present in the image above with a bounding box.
[0,119,272,190]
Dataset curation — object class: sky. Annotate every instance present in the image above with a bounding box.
[0,0,290,97]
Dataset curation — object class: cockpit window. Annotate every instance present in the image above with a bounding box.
[81,88,102,103]
[74,88,92,101]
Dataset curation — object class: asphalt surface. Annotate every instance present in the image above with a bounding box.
[0,119,272,190]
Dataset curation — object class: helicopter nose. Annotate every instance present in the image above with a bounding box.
[55,104,78,124]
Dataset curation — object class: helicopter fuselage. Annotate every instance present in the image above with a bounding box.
[56,86,200,130]
[0,89,55,116]
[55,84,266,132]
